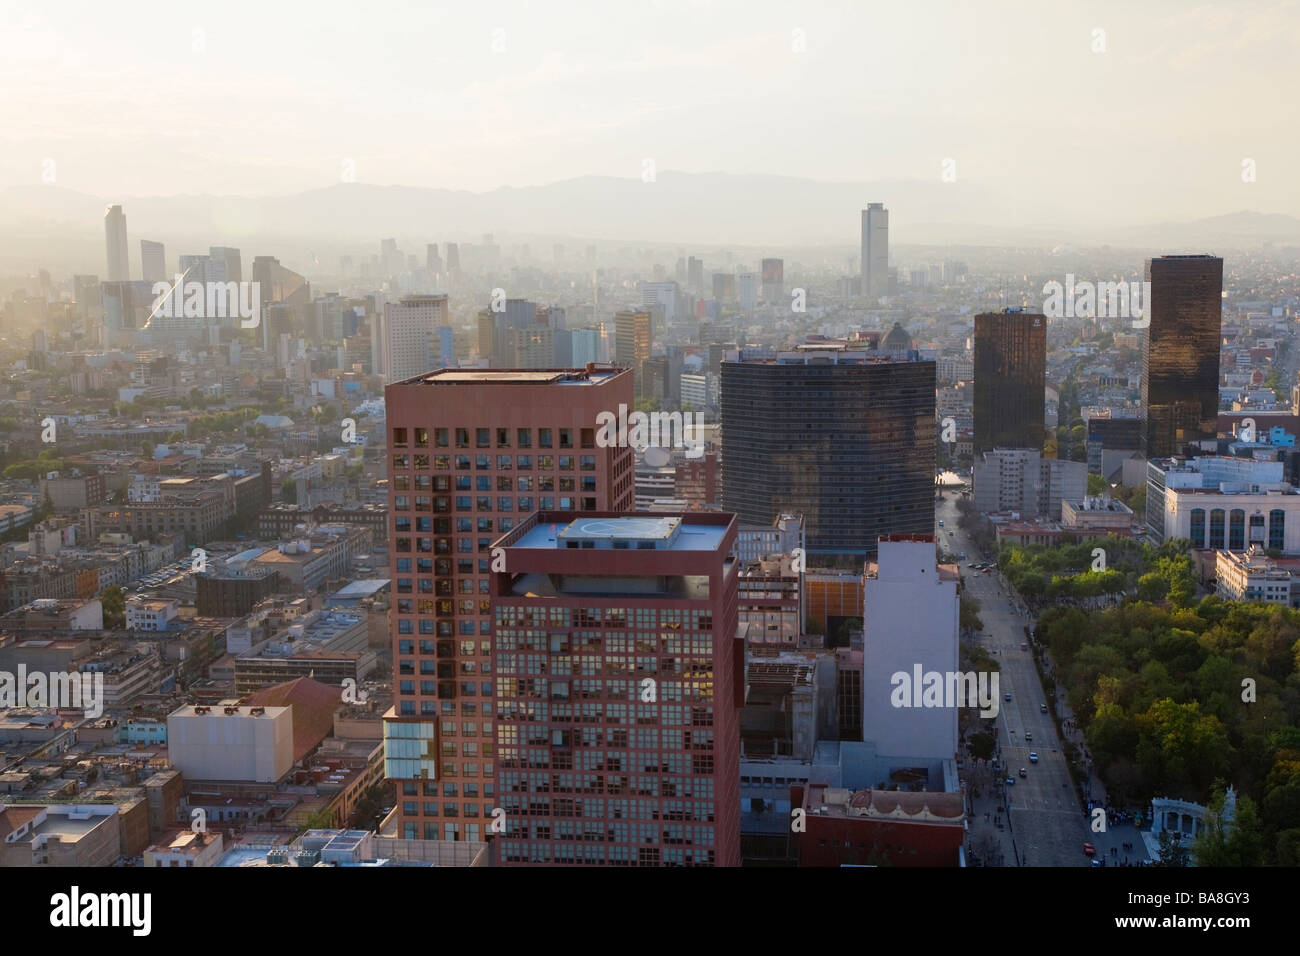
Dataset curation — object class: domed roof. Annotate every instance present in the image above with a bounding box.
[882,321,913,351]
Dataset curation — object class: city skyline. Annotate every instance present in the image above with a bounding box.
[0,0,1297,885]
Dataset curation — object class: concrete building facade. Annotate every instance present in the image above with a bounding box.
[862,536,959,763]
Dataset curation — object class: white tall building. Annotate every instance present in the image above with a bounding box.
[738,272,758,312]
[640,281,680,324]
[861,203,888,299]
[862,536,959,762]
[381,294,448,382]
[973,447,1087,520]
[680,372,708,409]
[105,205,129,282]
[140,240,166,283]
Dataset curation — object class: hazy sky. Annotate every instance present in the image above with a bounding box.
[3,0,1297,225]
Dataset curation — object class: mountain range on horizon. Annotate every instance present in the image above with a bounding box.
[2,172,1298,275]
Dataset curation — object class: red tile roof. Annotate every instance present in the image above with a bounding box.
[243,676,339,764]
[0,806,43,842]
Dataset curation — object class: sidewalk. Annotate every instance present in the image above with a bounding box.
[1037,642,1110,810]
[964,768,1021,866]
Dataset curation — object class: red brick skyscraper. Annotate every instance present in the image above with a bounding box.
[382,367,634,842]
[491,510,742,866]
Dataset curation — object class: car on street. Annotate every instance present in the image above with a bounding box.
[1005,777,1015,786]
[1040,704,1048,714]
[1083,842,1096,856]
[1018,768,1027,778]
[1004,693,1012,702]
[1029,752,1038,763]
[1020,642,1028,650]
[1024,732,1032,742]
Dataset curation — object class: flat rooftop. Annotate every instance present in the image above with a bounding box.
[330,579,391,598]
[1172,486,1297,495]
[1066,498,1133,512]
[513,516,728,552]
[560,516,679,542]
[404,368,622,386]
[730,351,926,366]
[170,704,289,718]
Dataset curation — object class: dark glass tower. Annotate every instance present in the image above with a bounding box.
[973,309,1047,454]
[720,349,935,561]
[1142,255,1223,458]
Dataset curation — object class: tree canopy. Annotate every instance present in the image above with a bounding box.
[1036,597,1300,863]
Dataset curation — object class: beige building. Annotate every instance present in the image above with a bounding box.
[1061,496,1135,534]
[144,829,225,868]
[1214,547,1300,607]
[126,597,179,631]
[249,527,372,593]
[0,503,35,533]
[973,448,1087,520]
[167,703,294,783]
[0,804,122,867]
